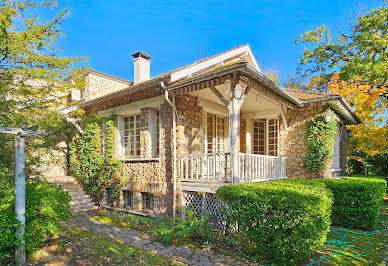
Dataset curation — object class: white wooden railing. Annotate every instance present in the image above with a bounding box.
[237,153,287,182]
[180,153,230,182]
[179,153,286,183]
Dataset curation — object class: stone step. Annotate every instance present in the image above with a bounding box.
[70,198,95,206]
[71,205,98,212]
[70,194,93,201]
[45,175,98,213]
[45,176,77,183]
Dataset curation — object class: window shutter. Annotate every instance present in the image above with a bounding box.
[116,115,125,159]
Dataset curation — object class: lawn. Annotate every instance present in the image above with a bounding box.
[29,223,184,266]
[304,201,388,265]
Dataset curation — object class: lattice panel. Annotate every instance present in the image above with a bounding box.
[182,191,203,219]
[182,191,226,231]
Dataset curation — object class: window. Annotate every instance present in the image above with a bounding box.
[253,118,279,156]
[206,113,226,153]
[240,119,247,153]
[142,192,154,210]
[156,110,160,156]
[253,119,266,155]
[207,114,215,153]
[124,114,141,157]
[123,190,133,208]
[268,119,279,156]
[106,188,113,205]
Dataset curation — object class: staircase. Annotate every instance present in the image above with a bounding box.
[45,176,98,213]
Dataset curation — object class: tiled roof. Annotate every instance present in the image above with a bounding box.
[284,89,334,101]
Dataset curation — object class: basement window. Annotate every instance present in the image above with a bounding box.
[123,190,133,208]
[106,188,113,205]
[141,192,154,211]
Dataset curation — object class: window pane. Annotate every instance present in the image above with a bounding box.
[268,119,278,156]
[253,119,266,155]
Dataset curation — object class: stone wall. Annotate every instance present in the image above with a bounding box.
[280,102,348,179]
[85,72,129,100]
[175,95,203,155]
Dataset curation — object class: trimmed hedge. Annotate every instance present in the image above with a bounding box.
[217,180,333,264]
[312,177,386,228]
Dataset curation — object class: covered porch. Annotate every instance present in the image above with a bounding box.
[170,66,297,189]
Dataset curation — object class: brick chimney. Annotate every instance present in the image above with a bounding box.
[132,51,151,83]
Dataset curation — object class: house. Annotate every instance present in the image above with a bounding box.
[59,44,360,217]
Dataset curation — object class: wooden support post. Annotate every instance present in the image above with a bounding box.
[228,83,247,185]
[14,135,26,266]
[0,126,41,266]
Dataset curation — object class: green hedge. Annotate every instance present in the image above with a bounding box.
[312,177,386,228]
[216,180,333,265]
[0,179,71,264]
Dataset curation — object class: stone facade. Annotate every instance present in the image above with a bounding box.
[84,72,129,100]
[86,86,350,217]
[280,102,348,179]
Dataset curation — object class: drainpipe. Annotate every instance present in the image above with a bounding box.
[161,81,177,218]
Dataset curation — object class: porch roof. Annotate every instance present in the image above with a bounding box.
[166,62,303,107]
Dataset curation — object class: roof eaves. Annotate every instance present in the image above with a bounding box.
[301,96,361,124]
[80,74,167,107]
[166,63,303,106]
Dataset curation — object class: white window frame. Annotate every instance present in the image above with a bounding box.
[252,118,280,156]
[123,114,141,158]
[204,112,227,153]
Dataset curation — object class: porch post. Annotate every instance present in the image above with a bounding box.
[229,95,240,185]
[229,83,247,185]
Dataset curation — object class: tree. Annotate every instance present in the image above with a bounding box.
[295,4,387,92]
[0,0,82,175]
[0,0,81,131]
[264,70,280,86]
[328,74,387,156]
[295,3,388,174]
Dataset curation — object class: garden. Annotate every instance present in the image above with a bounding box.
[19,175,386,265]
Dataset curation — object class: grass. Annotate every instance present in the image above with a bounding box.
[29,222,184,266]
[90,211,257,265]
[91,202,388,266]
[304,200,388,265]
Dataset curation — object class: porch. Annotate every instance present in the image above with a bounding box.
[171,69,295,191]
[180,152,286,184]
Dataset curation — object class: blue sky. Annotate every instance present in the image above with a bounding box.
[48,0,383,84]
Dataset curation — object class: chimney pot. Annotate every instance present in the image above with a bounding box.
[132,51,151,83]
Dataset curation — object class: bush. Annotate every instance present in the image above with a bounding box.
[152,209,213,244]
[0,179,71,264]
[216,180,333,265]
[312,176,386,228]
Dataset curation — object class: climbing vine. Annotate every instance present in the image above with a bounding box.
[69,119,125,203]
[303,110,337,173]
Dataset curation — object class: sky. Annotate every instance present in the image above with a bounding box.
[42,0,384,84]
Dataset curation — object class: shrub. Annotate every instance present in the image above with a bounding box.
[0,179,71,264]
[216,180,333,265]
[152,209,213,244]
[0,180,20,262]
[303,111,337,174]
[312,176,386,228]
[69,119,124,203]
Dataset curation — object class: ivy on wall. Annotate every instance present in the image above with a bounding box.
[69,118,125,203]
[303,110,337,174]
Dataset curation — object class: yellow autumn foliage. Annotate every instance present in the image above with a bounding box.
[328,74,388,157]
